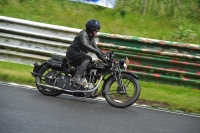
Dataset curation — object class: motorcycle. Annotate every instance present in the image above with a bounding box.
[31,51,141,108]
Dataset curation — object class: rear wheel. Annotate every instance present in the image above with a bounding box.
[36,64,63,96]
[104,73,140,108]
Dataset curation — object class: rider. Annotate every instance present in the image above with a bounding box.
[66,19,106,85]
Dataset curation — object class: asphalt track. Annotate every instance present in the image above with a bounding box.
[0,83,200,133]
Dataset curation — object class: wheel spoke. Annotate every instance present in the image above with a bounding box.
[105,90,118,95]
[124,80,131,88]
[106,76,137,104]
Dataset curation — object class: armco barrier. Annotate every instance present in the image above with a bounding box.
[0,16,200,88]
[97,34,200,88]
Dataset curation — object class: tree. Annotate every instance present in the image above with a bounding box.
[142,0,148,14]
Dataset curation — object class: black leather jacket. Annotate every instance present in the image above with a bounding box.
[67,30,100,54]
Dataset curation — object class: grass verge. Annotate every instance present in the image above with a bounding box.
[0,60,200,114]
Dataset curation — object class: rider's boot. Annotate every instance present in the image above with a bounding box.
[72,59,90,85]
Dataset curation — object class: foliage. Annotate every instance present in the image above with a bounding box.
[0,0,200,44]
[172,26,197,41]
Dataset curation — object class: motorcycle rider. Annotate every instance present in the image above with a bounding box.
[66,19,106,85]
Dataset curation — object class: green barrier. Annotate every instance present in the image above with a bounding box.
[1,16,200,88]
[98,33,200,88]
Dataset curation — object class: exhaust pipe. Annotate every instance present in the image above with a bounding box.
[37,83,64,91]
[37,76,103,93]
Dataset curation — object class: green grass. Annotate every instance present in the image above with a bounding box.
[0,61,35,86]
[139,81,200,113]
[0,60,200,114]
[0,0,200,44]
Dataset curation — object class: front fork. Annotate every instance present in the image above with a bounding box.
[114,66,126,94]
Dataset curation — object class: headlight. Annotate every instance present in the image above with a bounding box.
[119,57,129,69]
[125,57,129,67]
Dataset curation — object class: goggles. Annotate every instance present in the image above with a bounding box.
[92,26,101,32]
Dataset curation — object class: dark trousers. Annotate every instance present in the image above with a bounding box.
[66,50,92,67]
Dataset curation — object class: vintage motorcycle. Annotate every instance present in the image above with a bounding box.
[31,51,141,108]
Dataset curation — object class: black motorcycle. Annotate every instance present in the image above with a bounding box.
[31,51,141,108]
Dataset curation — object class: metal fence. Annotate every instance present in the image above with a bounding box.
[0,16,200,88]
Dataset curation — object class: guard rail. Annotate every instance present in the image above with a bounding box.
[0,16,199,88]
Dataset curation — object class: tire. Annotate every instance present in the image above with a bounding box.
[104,73,141,108]
[36,64,63,96]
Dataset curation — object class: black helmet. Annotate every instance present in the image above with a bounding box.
[85,19,101,35]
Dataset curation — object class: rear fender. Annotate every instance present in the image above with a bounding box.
[31,61,47,77]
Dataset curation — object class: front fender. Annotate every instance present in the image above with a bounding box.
[121,71,139,79]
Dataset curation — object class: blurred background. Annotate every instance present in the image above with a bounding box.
[0,0,200,44]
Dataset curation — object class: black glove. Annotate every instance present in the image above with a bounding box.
[99,55,107,63]
[96,51,107,63]
[96,51,101,57]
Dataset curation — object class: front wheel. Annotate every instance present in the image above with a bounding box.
[104,73,141,108]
